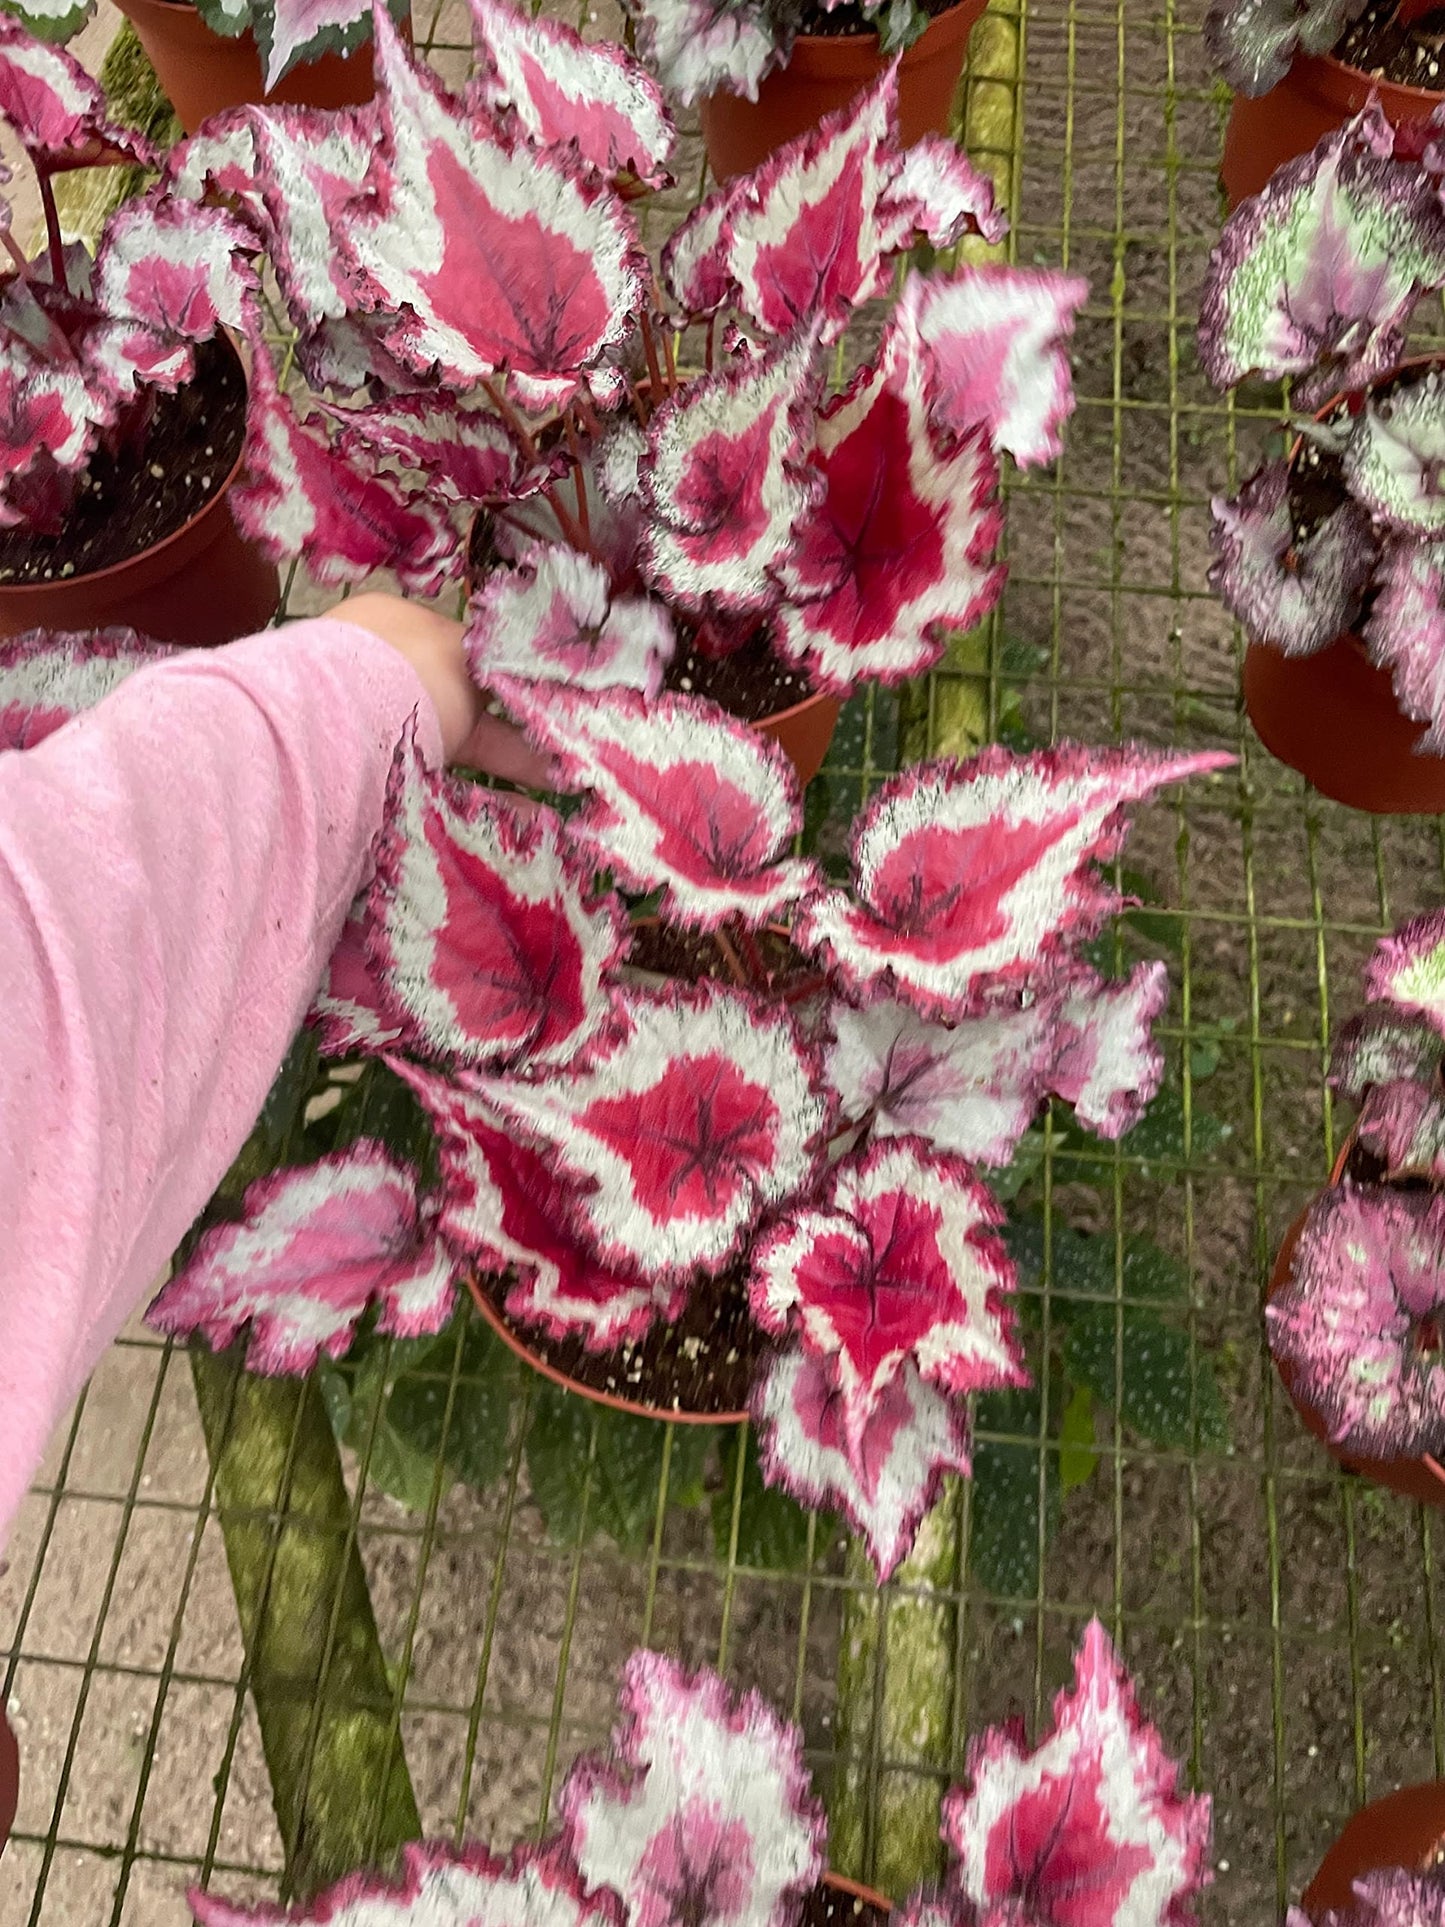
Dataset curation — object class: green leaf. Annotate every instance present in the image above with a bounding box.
[385,1325,513,1494]
[524,1390,716,1552]
[259,1029,321,1159]
[969,1388,1058,1600]
[331,1061,438,1186]
[1188,1017,1238,1083]
[1063,1306,1230,1453]
[1116,867,1184,953]
[1004,1212,1189,1313]
[1047,1086,1230,1184]
[711,1429,829,1571]
[1058,1383,1098,1493]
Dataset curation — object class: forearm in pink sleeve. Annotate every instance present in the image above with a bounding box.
[0,615,443,1549]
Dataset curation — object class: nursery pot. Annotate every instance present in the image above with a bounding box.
[112,0,403,133]
[0,338,279,649]
[1301,1781,1445,1917]
[754,685,842,787]
[1221,52,1445,210]
[1267,1136,1445,1506]
[698,0,988,182]
[0,1702,15,1862]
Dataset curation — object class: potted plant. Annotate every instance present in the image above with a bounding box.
[1266,903,1445,1503]
[0,20,278,643]
[182,1626,1211,1927]
[622,0,990,182]
[162,2,1085,782]
[1294,1790,1445,1921]
[4,0,409,133]
[1197,103,1445,814]
[1208,0,1444,208]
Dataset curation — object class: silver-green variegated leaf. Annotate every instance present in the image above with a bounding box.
[1199,105,1445,406]
[191,0,251,42]
[1209,456,1376,657]
[1345,370,1445,534]
[0,0,95,46]
[1202,0,1366,97]
[1363,536,1445,754]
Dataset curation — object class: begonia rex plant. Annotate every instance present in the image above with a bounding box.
[182,1629,1211,1927]
[0,17,255,539]
[158,0,1088,708]
[1268,903,1445,1465]
[1291,1866,1445,1927]
[1198,102,1445,752]
[1203,0,1370,98]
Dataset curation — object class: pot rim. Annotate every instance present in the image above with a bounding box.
[1300,42,1445,109]
[782,0,982,63]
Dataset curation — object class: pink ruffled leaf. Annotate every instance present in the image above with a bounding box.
[478,982,829,1282]
[94,198,257,342]
[164,112,266,222]
[78,318,195,401]
[624,0,777,106]
[1203,0,1367,97]
[466,546,675,695]
[1297,1867,1445,1927]
[1049,959,1170,1139]
[752,1344,972,1581]
[559,1649,825,1927]
[1208,457,1376,658]
[0,354,98,526]
[0,15,158,168]
[1266,1181,1445,1460]
[942,1618,1212,1927]
[660,181,746,317]
[775,327,1005,696]
[344,6,646,401]
[1365,906,1445,1032]
[308,900,407,1059]
[322,391,529,506]
[190,1838,622,1927]
[247,105,380,327]
[146,1141,455,1374]
[750,1138,1024,1455]
[231,342,459,594]
[638,327,822,615]
[395,1063,668,1351]
[365,729,628,1072]
[1356,1078,1445,1183]
[496,680,820,930]
[1364,538,1445,754]
[898,263,1089,470]
[796,744,1233,1021]
[468,0,675,188]
[1330,1004,1445,1106]
[0,624,174,751]
[882,134,1006,248]
[1198,103,1445,406]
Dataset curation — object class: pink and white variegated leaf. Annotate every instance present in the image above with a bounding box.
[79,318,194,401]
[344,6,646,402]
[468,0,675,189]
[0,355,97,527]
[638,327,822,615]
[0,624,174,752]
[0,15,158,169]
[796,744,1233,1021]
[827,996,1057,1167]
[323,391,528,506]
[624,0,777,106]
[479,982,829,1283]
[1362,537,1445,754]
[247,104,379,327]
[897,264,1088,470]
[774,330,1005,696]
[1356,1078,1445,1183]
[465,546,675,695]
[1344,367,1445,534]
[145,1141,455,1375]
[1365,906,1445,1033]
[559,1649,825,1927]
[660,179,745,317]
[307,899,407,1058]
[942,1619,1211,1927]
[1050,959,1170,1139]
[164,113,266,225]
[366,729,628,1072]
[190,1838,622,1927]
[1292,1867,1445,1927]
[1266,1181,1445,1459]
[749,1138,1024,1455]
[495,679,820,930]
[94,198,257,342]
[881,134,1007,249]
[231,344,459,595]
[1198,103,1445,406]
[1329,1004,1445,1107]
[395,1062,670,1351]
[1209,457,1376,658]
[752,1344,972,1581]
[250,0,405,92]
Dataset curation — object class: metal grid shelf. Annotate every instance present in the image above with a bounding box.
[7,2,1445,1922]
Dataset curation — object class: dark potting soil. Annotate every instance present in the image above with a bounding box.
[628,918,803,988]
[665,620,813,722]
[802,1888,888,1927]
[794,0,954,38]
[1335,2,1445,88]
[476,1259,770,1416]
[0,335,245,588]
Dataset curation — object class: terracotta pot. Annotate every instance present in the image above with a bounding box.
[1301,1782,1445,1917]
[113,0,399,133]
[699,0,988,182]
[466,1274,750,1425]
[1221,53,1444,210]
[756,686,841,786]
[0,1702,16,1862]
[823,1874,892,1916]
[0,345,279,649]
[1267,1138,1445,1505]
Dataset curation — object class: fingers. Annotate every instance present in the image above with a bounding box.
[453,707,553,788]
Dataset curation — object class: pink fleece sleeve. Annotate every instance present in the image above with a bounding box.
[0,615,443,1551]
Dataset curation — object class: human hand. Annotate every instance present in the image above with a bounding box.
[331,591,550,785]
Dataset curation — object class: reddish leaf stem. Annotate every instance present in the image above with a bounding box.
[563,415,592,541]
[543,483,595,559]
[781,971,829,1007]
[35,168,67,296]
[573,393,603,440]
[733,921,771,986]
[713,928,751,987]
[482,377,540,464]
[705,317,716,374]
[639,310,665,401]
